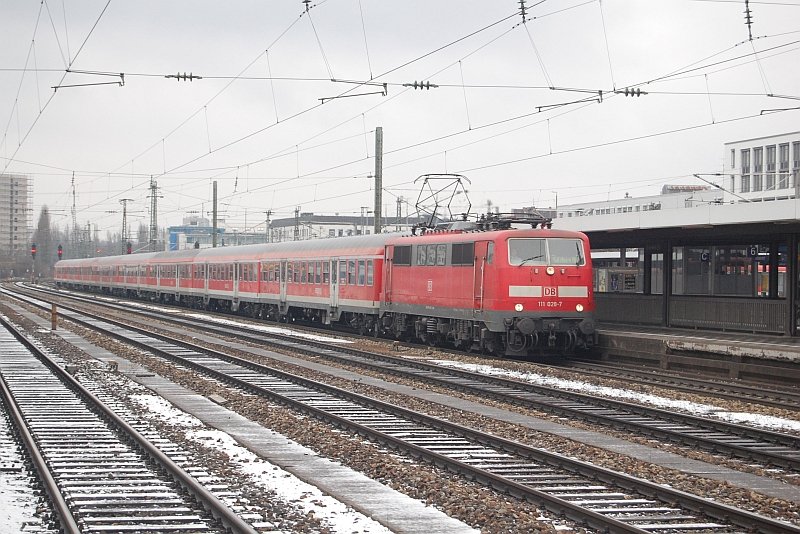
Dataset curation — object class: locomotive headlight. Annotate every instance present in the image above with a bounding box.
[514,303,524,312]
[575,304,584,312]
[546,266,555,275]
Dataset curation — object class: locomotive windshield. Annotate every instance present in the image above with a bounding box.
[508,238,585,266]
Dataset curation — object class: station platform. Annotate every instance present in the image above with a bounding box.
[597,324,800,385]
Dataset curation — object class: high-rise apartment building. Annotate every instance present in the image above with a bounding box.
[0,173,33,255]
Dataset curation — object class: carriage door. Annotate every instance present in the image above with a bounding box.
[473,241,490,312]
[279,260,288,306]
[383,247,393,305]
[329,259,339,311]
[233,263,240,301]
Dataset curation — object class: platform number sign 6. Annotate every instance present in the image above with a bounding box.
[748,246,758,258]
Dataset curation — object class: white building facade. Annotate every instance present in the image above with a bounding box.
[724,131,800,202]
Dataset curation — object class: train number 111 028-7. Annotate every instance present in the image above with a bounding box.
[538,301,563,308]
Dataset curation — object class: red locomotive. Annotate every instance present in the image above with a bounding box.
[54,214,597,357]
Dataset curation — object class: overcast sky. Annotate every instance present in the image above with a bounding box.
[2,0,799,236]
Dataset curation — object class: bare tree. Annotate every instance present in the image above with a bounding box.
[33,206,54,277]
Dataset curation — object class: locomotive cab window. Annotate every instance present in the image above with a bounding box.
[549,238,586,266]
[508,238,585,266]
[509,239,546,266]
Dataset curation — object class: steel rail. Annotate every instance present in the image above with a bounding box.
[0,313,259,534]
[11,296,798,534]
[0,349,81,534]
[8,286,800,471]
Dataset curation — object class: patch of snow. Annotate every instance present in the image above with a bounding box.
[430,360,800,433]
[131,394,390,533]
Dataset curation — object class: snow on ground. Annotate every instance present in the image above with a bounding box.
[430,360,800,433]
[130,393,392,533]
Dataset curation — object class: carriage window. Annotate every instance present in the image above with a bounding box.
[348,260,356,285]
[357,260,366,285]
[301,262,308,283]
[315,262,322,284]
[436,244,447,266]
[417,246,426,266]
[287,263,293,283]
[339,261,347,284]
[367,260,374,286]
[323,261,330,283]
[394,245,412,265]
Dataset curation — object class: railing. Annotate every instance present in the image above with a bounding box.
[596,293,788,334]
[596,293,662,325]
[669,296,786,333]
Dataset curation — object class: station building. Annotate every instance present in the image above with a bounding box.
[553,132,800,337]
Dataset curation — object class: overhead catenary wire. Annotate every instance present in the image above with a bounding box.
[597,0,616,91]
[1,0,111,175]
[12,2,800,236]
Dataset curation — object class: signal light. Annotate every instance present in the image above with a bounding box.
[126,242,132,254]
[57,244,63,260]
[31,243,37,259]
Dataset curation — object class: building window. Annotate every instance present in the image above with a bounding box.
[753,173,762,192]
[780,143,790,171]
[766,145,776,172]
[741,175,750,193]
[766,173,775,191]
[730,149,735,168]
[741,149,750,174]
[780,143,790,189]
[754,146,763,173]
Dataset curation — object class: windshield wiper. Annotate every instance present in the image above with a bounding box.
[576,242,583,266]
[519,254,544,266]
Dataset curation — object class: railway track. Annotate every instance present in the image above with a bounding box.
[24,282,800,411]
[3,287,798,533]
[13,285,800,474]
[0,382,58,533]
[0,313,259,534]
[559,358,800,411]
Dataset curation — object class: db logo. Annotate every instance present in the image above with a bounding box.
[544,287,557,297]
